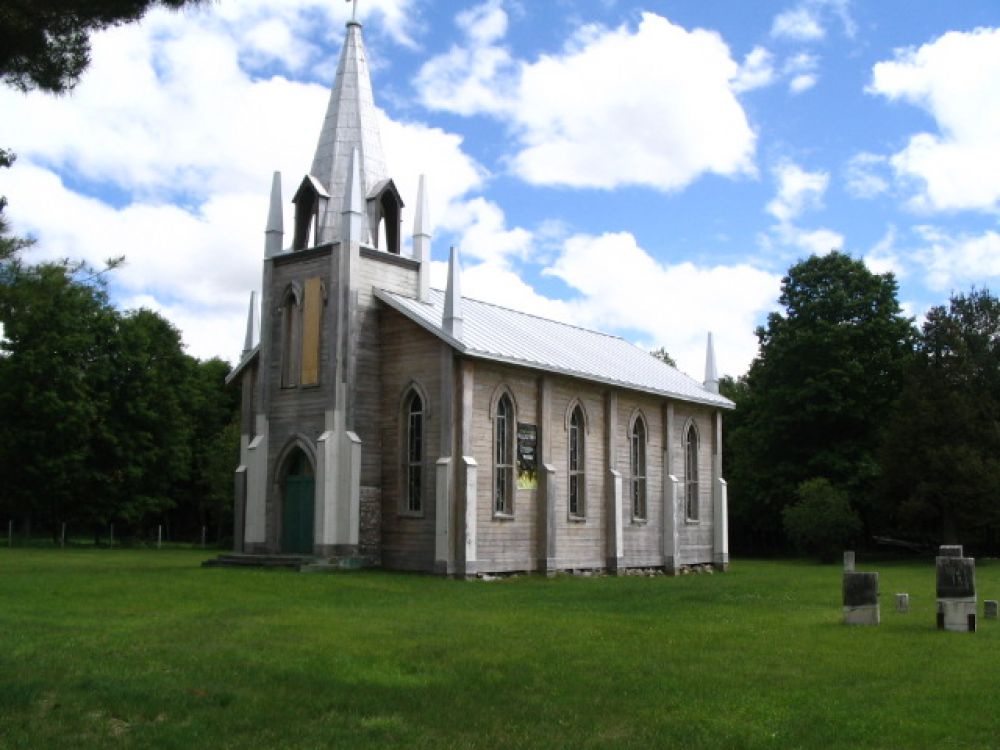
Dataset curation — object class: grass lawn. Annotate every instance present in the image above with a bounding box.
[2,551,999,749]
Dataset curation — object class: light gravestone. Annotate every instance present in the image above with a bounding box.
[843,571,879,625]
[936,545,976,633]
[896,593,909,613]
[843,550,855,572]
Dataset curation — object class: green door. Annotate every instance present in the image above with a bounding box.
[282,473,315,554]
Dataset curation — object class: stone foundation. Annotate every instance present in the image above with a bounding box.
[359,485,382,565]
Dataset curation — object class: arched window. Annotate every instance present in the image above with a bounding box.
[569,405,585,518]
[494,394,514,516]
[405,391,423,513]
[630,415,647,520]
[685,423,699,521]
[279,287,300,388]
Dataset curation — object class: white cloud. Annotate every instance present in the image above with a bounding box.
[789,74,817,94]
[416,10,757,192]
[767,162,829,222]
[764,161,844,254]
[732,46,777,93]
[863,226,907,278]
[845,152,890,198]
[913,226,1000,291]
[869,27,1000,212]
[544,232,780,376]
[771,8,824,41]
[770,0,855,42]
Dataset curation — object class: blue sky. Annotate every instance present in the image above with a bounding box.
[2,0,998,377]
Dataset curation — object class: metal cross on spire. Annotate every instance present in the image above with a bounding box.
[348,0,358,22]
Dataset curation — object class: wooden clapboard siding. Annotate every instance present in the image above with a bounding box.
[378,306,440,572]
[549,377,606,570]
[355,251,419,488]
[615,393,665,567]
[673,405,715,564]
[471,363,540,572]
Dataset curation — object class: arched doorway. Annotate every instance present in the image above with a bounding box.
[282,448,315,554]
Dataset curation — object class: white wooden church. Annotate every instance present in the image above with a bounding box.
[226,16,733,576]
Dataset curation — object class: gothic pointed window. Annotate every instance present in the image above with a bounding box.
[405,391,423,514]
[685,423,700,521]
[494,394,514,516]
[569,405,585,518]
[630,415,647,520]
[279,287,301,388]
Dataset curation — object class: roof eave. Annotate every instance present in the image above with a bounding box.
[225,346,259,385]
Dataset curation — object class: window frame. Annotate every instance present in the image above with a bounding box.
[402,390,424,516]
[684,421,700,522]
[630,414,647,521]
[279,285,301,389]
[568,404,586,519]
[493,393,515,518]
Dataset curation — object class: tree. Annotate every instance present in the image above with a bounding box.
[1,149,34,265]
[782,478,862,563]
[650,347,677,367]
[728,252,914,554]
[879,289,1000,550]
[0,1,203,94]
[0,260,118,537]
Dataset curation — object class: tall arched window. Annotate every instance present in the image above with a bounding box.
[569,405,585,518]
[630,416,647,520]
[494,394,514,516]
[405,391,423,513]
[685,423,699,521]
[279,288,300,388]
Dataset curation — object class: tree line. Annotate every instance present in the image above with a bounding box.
[723,252,1000,558]
[0,253,239,544]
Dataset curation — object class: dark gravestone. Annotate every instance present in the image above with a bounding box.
[937,557,976,599]
[843,572,879,607]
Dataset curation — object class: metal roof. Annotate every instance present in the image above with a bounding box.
[375,288,734,409]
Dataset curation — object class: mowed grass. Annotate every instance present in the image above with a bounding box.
[2,552,999,749]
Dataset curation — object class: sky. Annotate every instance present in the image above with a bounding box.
[2,0,999,379]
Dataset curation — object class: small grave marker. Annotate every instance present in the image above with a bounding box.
[896,593,909,613]
[985,600,998,620]
[936,545,976,632]
[843,571,879,625]
[843,550,855,572]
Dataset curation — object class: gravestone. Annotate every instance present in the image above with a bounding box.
[843,550,855,572]
[843,571,879,625]
[985,600,998,620]
[896,593,909,613]
[936,546,976,632]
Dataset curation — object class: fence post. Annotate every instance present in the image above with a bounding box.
[110,523,114,548]
[7,520,11,548]
[61,522,66,548]
[201,526,207,549]
[157,525,162,550]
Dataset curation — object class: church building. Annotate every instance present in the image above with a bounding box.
[226,17,733,576]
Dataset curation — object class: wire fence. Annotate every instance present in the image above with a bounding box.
[4,519,230,550]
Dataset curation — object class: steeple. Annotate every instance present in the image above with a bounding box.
[704,331,719,394]
[264,171,283,257]
[242,291,258,358]
[308,19,387,245]
[444,246,464,340]
[412,174,431,302]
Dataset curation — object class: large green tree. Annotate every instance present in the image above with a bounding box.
[0,0,202,94]
[728,252,915,554]
[0,260,118,537]
[879,289,1000,550]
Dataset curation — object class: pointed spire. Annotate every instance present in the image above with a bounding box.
[444,245,463,340]
[342,148,363,244]
[242,291,258,357]
[704,331,719,394]
[264,171,283,257]
[413,174,431,303]
[309,19,387,245]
